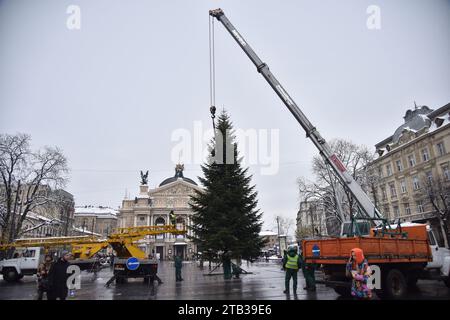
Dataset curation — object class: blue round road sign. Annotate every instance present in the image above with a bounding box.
[312,244,320,257]
[126,257,140,270]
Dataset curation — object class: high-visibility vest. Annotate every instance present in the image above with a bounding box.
[285,254,299,270]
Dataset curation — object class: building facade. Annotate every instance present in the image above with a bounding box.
[73,206,118,237]
[117,164,202,260]
[259,230,278,253]
[296,199,328,239]
[18,187,75,238]
[368,103,450,246]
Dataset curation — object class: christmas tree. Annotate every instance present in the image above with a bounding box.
[189,110,265,262]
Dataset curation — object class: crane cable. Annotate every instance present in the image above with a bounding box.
[209,14,217,132]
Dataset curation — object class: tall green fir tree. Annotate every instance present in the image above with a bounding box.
[189,110,265,261]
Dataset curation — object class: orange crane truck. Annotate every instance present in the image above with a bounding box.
[303,223,450,299]
[208,8,450,300]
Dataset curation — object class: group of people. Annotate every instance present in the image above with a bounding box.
[37,250,74,300]
[282,246,317,295]
[283,246,372,299]
[34,245,372,299]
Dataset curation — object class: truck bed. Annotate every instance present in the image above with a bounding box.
[302,236,432,265]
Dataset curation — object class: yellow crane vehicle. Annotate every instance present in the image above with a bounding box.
[0,225,186,285]
[0,235,106,281]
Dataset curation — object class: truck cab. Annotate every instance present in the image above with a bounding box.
[0,247,42,282]
[425,226,450,279]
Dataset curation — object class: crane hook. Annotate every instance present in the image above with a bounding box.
[210,105,216,132]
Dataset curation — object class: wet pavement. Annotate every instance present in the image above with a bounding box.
[0,261,449,300]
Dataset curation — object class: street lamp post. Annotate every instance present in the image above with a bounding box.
[276,216,281,256]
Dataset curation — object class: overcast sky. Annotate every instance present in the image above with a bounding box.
[1,0,449,233]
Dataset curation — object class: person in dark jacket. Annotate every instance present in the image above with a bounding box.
[281,250,288,270]
[174,253,183,282]
[222,251,232,280]
[47,251,73,300]
[37,254,53,300]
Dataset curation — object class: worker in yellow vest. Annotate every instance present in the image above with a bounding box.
[283,246,302,294]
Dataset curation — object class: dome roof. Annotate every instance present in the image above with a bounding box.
[159,164,198,187]
[392,106,432,144]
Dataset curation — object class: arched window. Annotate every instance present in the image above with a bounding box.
[176,217,185,239]
[155,217,166,239]
[155,217,166,225]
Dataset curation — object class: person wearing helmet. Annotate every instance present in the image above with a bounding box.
[283,246,302,294]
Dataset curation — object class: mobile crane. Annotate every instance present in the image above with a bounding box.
[209,8,384,235]
[0,225,186,285]
[0,235,106,281]
[209,8,450,299]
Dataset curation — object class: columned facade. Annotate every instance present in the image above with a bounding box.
[117,165,202,260]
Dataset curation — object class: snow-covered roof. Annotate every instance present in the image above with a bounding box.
[15,235,95,242]
[259,230,278,237]
[75,206,118,216]
[375,103,450,155]
[72,226,102,237]
[428,116,450,133]
[96,214,118,220]
[26,211,62,223]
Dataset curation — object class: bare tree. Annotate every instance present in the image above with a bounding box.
[274,216,294,236]
[296,225,313,240]
[423,174,450,248]
[297,139,375,235]
[0,133,69,243]
[297,178,341,236]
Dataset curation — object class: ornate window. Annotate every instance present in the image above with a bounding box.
[436,142,446,157]
[176,217,186,239]
[400,179,407,193]
[386,164,393,176]
[404,203,411,215]
[422,148,430,162]
[389,182,397,198]
[416,201,425,213]
[408,154,416,167]
[155,217,166,239]
[412,176,420,190]
[396,160,403,172]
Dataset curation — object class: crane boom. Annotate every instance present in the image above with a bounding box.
[209,8,382,223]
[1,225,186,259]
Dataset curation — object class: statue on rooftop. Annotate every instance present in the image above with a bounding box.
[140,170,149,185]
[175,164,184,178]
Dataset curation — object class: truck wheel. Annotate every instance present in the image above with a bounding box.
[333,286,352,298]
[383,269,407,299]
[3,269,19,282]
[444,277,450,288]
[406,275,418,289]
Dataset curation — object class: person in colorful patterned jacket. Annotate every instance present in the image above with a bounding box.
[346,248,372,299]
